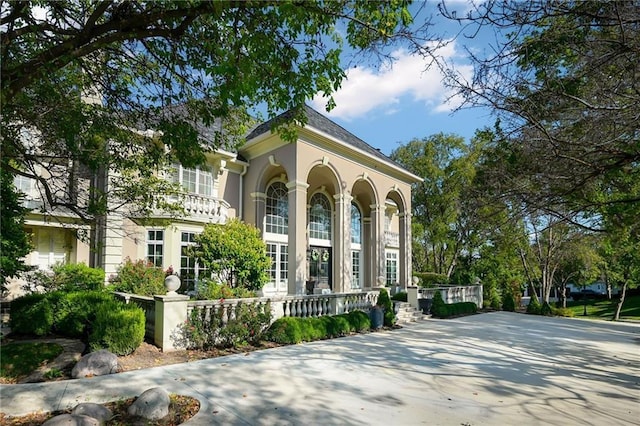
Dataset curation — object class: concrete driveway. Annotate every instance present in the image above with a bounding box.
[2,312,639,425]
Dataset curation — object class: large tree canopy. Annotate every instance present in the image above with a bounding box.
[1,0,430,220]
[440,0,640,231]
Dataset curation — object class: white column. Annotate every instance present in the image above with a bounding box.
[286,180,309,295]
[333,193,353,293]
[250,192,266,232]
[399,211,412,290]
[370,204,385,287]
[362,217,372,289]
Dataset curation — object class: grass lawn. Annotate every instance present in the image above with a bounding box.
[565,294,640,321]
[0,341,64,383]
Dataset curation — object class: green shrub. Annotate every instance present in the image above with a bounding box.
[195,280,257,300]
[265,317,302,344]
[89,301,145,355]
[218,302,272,347]
[430,291,447,318]
[109,258,167,296]
[192,219,271,292]
[502,292,516,312]
[527,293,542,315]
[414,272,449,287]
[391,291,408,302]
[9,293,53,336]
[552,307,575,317]
[265,311,372,344]
[541,301,553,316]
[377,288,395,326]
[346,310,371,332]
[55,291,114,337]
[490,287,502,310]
[51,263,105,292]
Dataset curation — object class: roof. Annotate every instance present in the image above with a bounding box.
[246,105,413,175]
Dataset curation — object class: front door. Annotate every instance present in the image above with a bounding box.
[307,247,332,293]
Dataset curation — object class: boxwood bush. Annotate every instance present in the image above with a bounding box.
[89,301,145,355]
[430,291,478,318]
[265,311,372,344]
[9,293,53,336]
[9,291,145,354]
[391,291,408,302]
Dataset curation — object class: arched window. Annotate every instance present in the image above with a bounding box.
[265,182,288,234]
[351,203,362,245]
[351,203,362,289]
[309,193,331,241]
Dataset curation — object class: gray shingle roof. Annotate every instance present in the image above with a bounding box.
[246,105,406,170]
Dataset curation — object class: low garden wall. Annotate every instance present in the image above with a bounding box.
[116,290,379,351]
[407,285,483,313]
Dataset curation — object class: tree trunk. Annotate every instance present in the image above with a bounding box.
[613,282,627,321]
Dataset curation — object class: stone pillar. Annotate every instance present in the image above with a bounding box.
[362,217,371,290]
[407,285,419,310]
[333,193,352,293]
[154,294,189,352]
[286,180,309,295]
[399,212,412,290]
[250,192,266,232]
[370,204,385,286]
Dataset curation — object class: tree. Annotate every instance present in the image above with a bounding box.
[554,233,602,307]
[0,167,32,292]
[191,219,271,292]
[439,1,640,232]
[390,133,483,279]
[1,0,427,222]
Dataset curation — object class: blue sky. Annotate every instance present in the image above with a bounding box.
[309,0,495,156]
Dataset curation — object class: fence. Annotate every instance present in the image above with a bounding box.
[117,290,380,351]
[407,285,483,313]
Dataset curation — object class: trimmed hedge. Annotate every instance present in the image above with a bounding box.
[391,291,408,302]
[89,302,145,355]
[430,291,478,318]
[377,288,396,326]
[265,310,371,344]
[9,291,144,355]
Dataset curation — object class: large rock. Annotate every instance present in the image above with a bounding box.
[127,387,170,420]
[72,403,113,423]
[42,414,100,426]
[71,350,119,379]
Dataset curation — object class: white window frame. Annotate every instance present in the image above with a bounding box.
[171,164,213,197]
[146,229,164,268]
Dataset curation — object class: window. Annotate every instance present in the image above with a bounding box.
[386,251,398,286]
[180,231,207,291]
[351,203,362,289]
[146,230,164,267]
[14,174,34,195]
[309,193,331,241]
[266,242,288,291]
[265,182,288,235]
[351,251,361,289]
[351,203,362,244]
[171,165,212,196]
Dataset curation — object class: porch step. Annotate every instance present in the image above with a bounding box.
[393,302,426,324]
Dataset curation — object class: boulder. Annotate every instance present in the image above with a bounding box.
[42,414,100,426]
[71,350,119,379]
[72,403,113,423]
[127,387,170,420]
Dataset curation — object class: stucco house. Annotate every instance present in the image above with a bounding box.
[14,105,421,297]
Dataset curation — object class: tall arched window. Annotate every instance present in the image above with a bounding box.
[351,203,362,244]
[264,182,289,294]
[265,182,288,234]
[351,203,362,289]
[309,193,332,241]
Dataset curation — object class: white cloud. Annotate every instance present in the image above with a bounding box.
[311,41,472,121]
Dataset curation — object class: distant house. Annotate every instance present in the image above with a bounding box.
[12,105,421,297]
